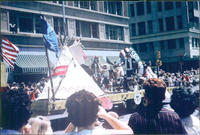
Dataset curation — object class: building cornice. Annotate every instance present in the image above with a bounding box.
[130,29,190,44]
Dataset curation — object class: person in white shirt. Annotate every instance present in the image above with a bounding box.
[145,62,157,79]
[170,87,200,135]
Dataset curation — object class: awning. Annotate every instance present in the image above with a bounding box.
[106,56,119,65]
[14,55,54,73]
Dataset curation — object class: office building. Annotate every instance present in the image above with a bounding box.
[0,1,131,82]
[129,1,199,72]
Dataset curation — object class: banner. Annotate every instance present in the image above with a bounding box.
[42,19,59,57]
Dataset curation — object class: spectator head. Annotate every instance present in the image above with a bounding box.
[1,88,32,131]
[170,87,199,118]
[26,116,53,135]
[143,78,166,105]
[66,90,99,128]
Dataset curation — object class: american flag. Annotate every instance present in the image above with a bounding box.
[1,37,19,69]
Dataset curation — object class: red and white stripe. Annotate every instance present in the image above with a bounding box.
[1,37,19,68]
[52,65,69,77]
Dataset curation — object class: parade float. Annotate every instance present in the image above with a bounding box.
[25,17,174,116]
[31,40,174,116]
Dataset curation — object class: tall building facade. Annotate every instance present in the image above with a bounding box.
[128,1,199,72]
[0,1,131,82]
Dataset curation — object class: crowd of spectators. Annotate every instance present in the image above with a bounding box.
[1,74,199,135]
[6,77,48,100]
[1,77,199,135]
[89,57,199,92]
[158,68,199,87]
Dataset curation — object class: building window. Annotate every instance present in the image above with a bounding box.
[148,20,153,34]
[108,2,116,14]
[19,13,33,33]
[116,2,122,15]
[177,16,183,29]
[76,20,99,38]
[81,21,91,37]
[104,1,108,13]
[110,26,117,40]
[130,4,135,17]
[76,20,80,36]
[157,2,162,12]
[192,38,195,48]
[73,1,97,11]
[91,1,97,11]
[158,19,164,32]
[106,25,124,40]
[196,38,200,47]
[175,2,181,8]
[193,2,198,10]
[9,11,51,34]
[80,1,89,9]
[166,16,175,31]
[164,2,174,10]
[53,17,64,35]
[35,15,43,33]
[9,11,17,32]
[91,23,98,38]
[179,38,184,49]
[146,2,151,14]
[74,1,79,7]
[131,23,136,36]
[192,38,200,48]
[104,2,122,15]
[118,27,124,40]
[139,43,147,52]
[138,22,146,35]
[193,17,199,29]
[167,39,176,50]
[137,2,144,16]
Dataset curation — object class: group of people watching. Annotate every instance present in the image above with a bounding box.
[1,77,199,134]
[89,55,199,92]
[6,77,48,100]
[158,68,199,87]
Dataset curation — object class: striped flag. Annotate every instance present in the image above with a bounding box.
[52,65,69,77]
[1,37,19,68]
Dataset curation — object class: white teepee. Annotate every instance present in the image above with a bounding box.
[37,43,104,100]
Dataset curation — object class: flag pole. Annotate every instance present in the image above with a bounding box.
[43,39,55,102]
[62,1,67,45]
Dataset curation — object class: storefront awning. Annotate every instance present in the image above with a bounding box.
[15,55,53,73]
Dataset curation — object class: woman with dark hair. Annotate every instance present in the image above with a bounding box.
[65,90,133,135]
[128,78,186,134]
[170,87,200,135]
[1,88,32,134]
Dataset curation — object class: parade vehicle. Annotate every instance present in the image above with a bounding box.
[31,40,175,117]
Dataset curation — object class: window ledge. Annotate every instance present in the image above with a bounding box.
[78,37,131,44]
[1,31,43,38]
